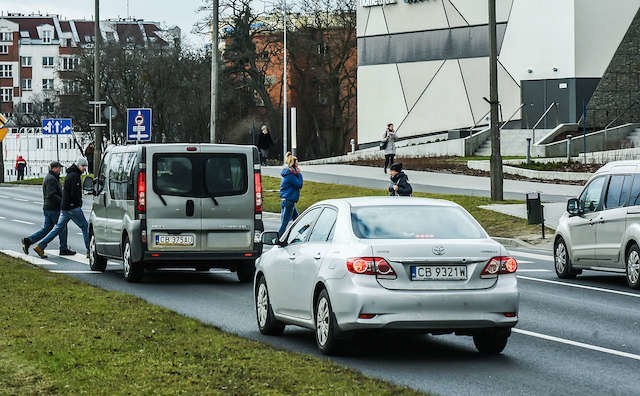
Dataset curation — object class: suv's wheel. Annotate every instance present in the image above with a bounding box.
[315,289,341,355]
[89,233,107,272]
[237,261,255,283]
[473,328,511,354]
[255,277,285,335]
[122,238,143,283]
[554,237,580,279]
[625,243,640,289]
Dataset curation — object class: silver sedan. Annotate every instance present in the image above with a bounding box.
[254,197,519,355]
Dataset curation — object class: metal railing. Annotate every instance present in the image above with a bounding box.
[500,103,525,131]
[532,102,558,142]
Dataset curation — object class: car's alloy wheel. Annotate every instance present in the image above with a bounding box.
[554,238,579,279]
[89,234,107,272]
[315,289,340,355]
[255,277,285,335]
[122,238,143,283]
[626,244,640,289]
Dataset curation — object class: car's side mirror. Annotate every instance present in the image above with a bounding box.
[567,198,584,216]
[261,231,281,246]
[82,176,94,195]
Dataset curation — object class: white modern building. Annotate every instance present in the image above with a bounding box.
[356,0,640,146]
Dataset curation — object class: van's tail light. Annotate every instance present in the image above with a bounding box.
[481,256,518,277]
[136,170,146,212]
[346,257,397,279]
[254,172,262,214]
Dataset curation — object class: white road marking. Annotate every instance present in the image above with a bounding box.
[517,269,551,273]
[516,260,533,264]
[0,216,6,220]
[15,198,29,202]
[510,250,554,261]
[518,275,640,298]
[514,328,640,362]
[50,270,103,274]
[0,195,9,198]
[0,249,57,266]
[11,219,34,225]
[45,250,119,267]
[31,201,41,204]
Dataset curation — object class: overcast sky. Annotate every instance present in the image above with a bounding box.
[0,0,210,48]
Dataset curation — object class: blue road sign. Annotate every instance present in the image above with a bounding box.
[41,118,73,135]
[127,108,152,142]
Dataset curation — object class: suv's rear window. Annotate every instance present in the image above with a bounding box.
[153,153,247,198]
[351,205,486,239]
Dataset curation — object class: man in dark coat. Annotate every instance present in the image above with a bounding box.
[388,163,413,197]
[33,157,90,258]
[15,155,27,180]
[257,125,273,165]
[21,161,75,255]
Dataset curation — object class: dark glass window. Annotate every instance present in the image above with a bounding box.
[204,155,247,197]
[155,156,193,196]
[579,177,605,213]
[309,208,338,242]
[605,175,625,209]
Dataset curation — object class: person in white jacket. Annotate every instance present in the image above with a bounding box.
[381,123,398,174]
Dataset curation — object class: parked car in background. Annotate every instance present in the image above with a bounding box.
[254,197,519,355]
[555,160,640,289]
[86,143,263,283]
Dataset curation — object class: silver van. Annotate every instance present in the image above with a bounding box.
[86,143,264,283]
[555,160,640,289]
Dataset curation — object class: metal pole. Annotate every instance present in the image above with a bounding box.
[291,106,296,156]
[210,0,218,144]
[566,135,572,163]
[56,135,59,162]
[582,100,587,164]
[108,109,113,143]
[282,1,288,159]
[94,0,103,169]
[488,0,503,201]
[526,137,531,164]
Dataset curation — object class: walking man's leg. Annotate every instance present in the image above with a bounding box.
[23,210,57,254]
[34,211,71,258]
[66,208,90,254]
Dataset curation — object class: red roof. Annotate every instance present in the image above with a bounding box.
[6,17,58,40]
[73,21,95,44]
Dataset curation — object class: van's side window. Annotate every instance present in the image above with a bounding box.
[629,174,640,206]
[96,152,111,193]
[125,152,138,200]
[580,176,605,213]
[605,175,630,209]
[108,153,122,199]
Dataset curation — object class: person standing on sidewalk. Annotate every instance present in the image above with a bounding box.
[33,157,90,259]
[388,163,413,197]
[21,161,75,256]
[278,152,303,236]
[15,155,27,180]
[257,125,273,166]
[381,123,398,174]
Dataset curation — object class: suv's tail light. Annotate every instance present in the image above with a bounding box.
[481,256,518,277]
[136,170,146,212]
[254,172,262,214]
[346,257,397,279]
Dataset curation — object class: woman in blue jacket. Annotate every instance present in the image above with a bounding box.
[278,152,303,236]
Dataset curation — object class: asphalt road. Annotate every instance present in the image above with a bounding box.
[2,184,639,395]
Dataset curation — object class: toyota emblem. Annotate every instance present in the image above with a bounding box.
[432,246,446,255]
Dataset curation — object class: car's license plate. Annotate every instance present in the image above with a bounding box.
[411,265,467,281]
[155,234,195,246]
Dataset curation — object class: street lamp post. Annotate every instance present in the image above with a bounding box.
[282,0,288,160]
[210,0,219,144]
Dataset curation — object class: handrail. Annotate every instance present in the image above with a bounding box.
[532,102,557,142]
[499,103,525,131]
[604,98,640,131]
[469,109,491,133]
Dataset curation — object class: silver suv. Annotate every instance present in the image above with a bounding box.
[86,143,264,283]
[555,160,640,289]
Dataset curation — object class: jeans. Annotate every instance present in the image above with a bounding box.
[259,148,269,165]
[37,208,90,252]
[278,199,299,236]
[384,154,395,170]
[27,209,68,249]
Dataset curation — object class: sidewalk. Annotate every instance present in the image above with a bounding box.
[263,164,582,202]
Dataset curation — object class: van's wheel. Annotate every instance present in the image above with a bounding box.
[255,276,285,335]
[122,238,143,283]
[237,260,255,283]
[315,289,342,355]
[554,237,580,279]
[473,328,511,354]
[89,233,107,272]
[625,243,640,289]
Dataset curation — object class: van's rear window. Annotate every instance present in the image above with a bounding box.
[153,154,247,198]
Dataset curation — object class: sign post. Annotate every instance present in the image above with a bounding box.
[126,108,152,143]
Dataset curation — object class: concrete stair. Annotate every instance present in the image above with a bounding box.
[473,129,550,157]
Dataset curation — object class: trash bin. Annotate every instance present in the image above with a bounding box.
[526,192,543,225]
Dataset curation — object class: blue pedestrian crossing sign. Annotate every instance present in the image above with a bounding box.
[42,118,73,135]
[127,108,152,142]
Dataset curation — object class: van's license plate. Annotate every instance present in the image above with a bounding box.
[411,265,467,281]
[155,234,195,247]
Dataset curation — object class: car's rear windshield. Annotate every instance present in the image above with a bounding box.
[154,153,248,198]
[351,205,486,239]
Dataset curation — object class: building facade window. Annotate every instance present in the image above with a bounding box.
[42,56,54,67]
[21,102,33,114]
[0,45,8,54]
[0,64,12,77]
[0,87,12,102]
[61,79,80,95]
[61,57,79,71]
[42,30,52,44]
[21,78,32,90]
[21,56,32,67]
[42,99,54,113]
[0,32,12,41]
[42,79,54,90]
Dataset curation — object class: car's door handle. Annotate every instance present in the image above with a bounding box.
[313,253,322,260]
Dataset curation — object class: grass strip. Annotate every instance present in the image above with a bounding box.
[263,176,548,238]
[0,254,424,395]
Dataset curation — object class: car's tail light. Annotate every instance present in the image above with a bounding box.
[346,257,397,279]
[136,170,146,212]
[481,256,518,277]
[254,172,262,214]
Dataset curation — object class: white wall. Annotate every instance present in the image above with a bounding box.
[19,44,59,104]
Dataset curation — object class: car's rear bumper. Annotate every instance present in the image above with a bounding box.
[327,275,519,332]
[142,246,262,267]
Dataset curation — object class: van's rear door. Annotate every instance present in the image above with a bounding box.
[199,144,254,252]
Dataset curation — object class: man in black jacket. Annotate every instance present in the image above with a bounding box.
[34,157,90,259]
[388,163,413,197]
[21,161,75,256]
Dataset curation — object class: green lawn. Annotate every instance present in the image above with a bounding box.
[263,176,547,239]
[0,253,424,395]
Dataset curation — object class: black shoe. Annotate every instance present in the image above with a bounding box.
[383,168,387,174]
[59,248,77,256]
[22,238,31,254]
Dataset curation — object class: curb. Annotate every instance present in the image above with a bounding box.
[492,237,553,252]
